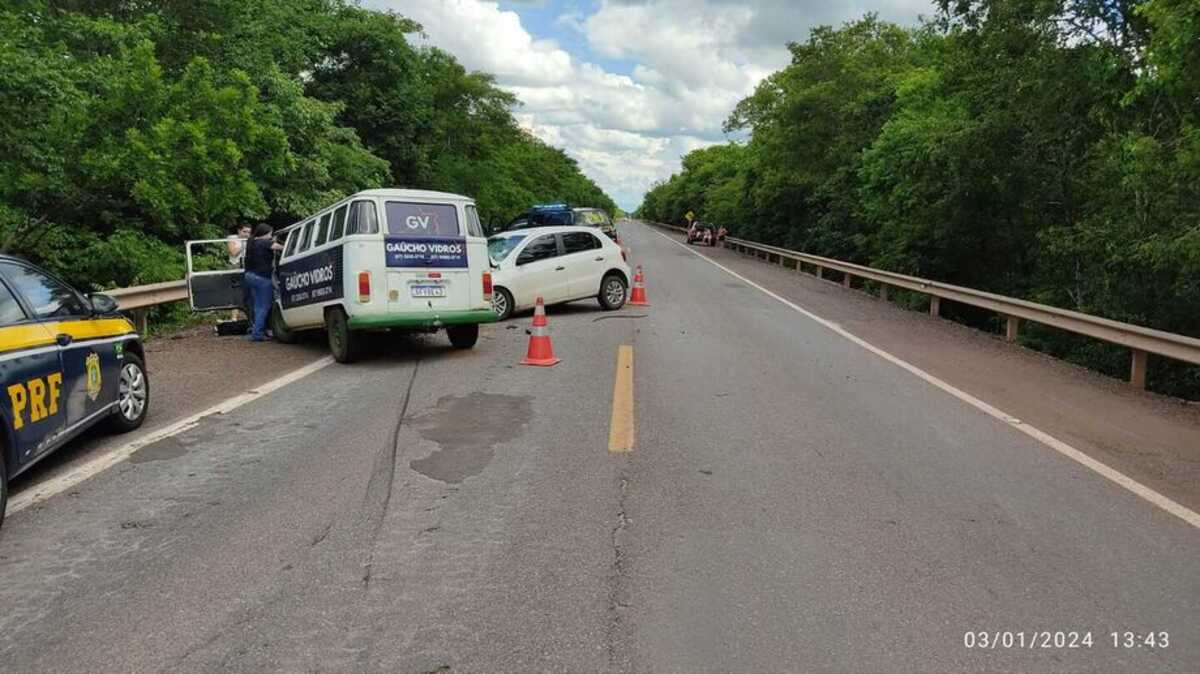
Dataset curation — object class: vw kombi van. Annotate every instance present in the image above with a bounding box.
[187,189,497,362]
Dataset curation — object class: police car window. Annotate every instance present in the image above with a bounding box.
[563,232,601,254]
[315,212,332,247]
[0,263,89,318]
[347,200,379,235]
[330,204,348,241]
[0,280,27,325]
[517,234,559,265]
[298,220,316,253]
[464,205,484,237]
[385,202,460,237]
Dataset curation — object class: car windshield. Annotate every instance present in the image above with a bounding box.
[488,234,526,263]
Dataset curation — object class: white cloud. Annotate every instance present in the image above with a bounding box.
[365,0,933,210]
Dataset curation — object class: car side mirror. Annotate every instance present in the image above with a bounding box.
[90,293,119,314]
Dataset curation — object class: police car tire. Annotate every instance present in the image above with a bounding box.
[447,324,479,349]
[270,304,298,344]
[107,353,148,433]
[326,308,361,363]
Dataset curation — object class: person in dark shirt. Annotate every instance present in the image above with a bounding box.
[244,224,283,342]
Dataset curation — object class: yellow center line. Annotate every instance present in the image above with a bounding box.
[608,345,635,453]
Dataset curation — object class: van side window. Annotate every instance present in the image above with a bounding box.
[315,212,332,247]
[298,220,316,253]
[283,228,300,258]
[330,205,348,241]
[465,205,484,237]
[347,200,379,235]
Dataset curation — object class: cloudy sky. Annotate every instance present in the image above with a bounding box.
[364,1,933,210]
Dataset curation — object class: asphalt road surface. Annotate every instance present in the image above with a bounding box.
[0,221,1196,673]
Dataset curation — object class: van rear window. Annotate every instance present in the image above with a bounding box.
[386,202,460,237]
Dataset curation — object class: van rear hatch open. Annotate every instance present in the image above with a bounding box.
[382,201,473,314]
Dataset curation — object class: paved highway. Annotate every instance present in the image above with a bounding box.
[0,221,1195,672]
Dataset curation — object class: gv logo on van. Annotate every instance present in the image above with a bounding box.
[405,215,431,230]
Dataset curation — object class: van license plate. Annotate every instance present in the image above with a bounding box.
[410,285,445,298]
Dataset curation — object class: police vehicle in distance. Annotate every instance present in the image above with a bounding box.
[0,258,148,527]
[187,189,497,363]
[506,203,576,230]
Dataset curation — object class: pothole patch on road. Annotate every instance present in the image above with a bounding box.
[128,437,190,463]
[409,392,532,483]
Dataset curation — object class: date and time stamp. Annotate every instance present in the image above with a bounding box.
[963,630,1171,651]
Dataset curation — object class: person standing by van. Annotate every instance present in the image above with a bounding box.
[244,224,283,341]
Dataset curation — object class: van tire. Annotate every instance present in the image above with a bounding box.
[326,307,361,363]
[447,324,479,349]
[107,353,149,433]
[598,273,628,311]
[270,304,298,344]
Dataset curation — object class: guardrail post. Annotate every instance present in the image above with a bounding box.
[1005,316,1019,342]
[879,284,889,302]
[816,267,823,280]
[1130,350,1148,389]
[929,296,941,317]
[778,255,785,267]
[132,309,149,335]
[842,273,851,289]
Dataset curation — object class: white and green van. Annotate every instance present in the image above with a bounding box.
[187,189,497,362]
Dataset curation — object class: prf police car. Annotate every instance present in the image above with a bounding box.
[187,189,497,362]
[0,257,148,527]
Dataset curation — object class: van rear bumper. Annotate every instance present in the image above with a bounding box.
[348,309,498,330]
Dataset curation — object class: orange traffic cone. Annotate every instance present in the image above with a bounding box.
[629,266,650,306]
[521,297,561,366]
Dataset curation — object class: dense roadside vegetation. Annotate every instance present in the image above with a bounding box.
[0,0,616,292]
[637,0,1200,397]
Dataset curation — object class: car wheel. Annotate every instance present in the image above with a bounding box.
[326,307,361,363]
[598,273,628,311]
[270,303,299,344]
[108,353,149,433]
[447,324,480,349]
[492,287,514,321]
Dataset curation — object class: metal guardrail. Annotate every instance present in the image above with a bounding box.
[105,280,189,333]
[651,222,1200,389]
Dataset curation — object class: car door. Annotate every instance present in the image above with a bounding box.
[560,231,608,298]
[0,264,73,464]
[0,262,124,442]
[511,233,570,306]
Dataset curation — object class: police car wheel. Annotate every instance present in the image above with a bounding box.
[598,274,627,311]
[270,304,298,344]
[492,288,514,321]
[447,324,479,349]
[109,354,148,433]
[326,307,361,363]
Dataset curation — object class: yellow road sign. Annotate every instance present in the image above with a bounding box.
[685,211,695,222]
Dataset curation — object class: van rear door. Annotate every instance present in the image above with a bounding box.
[382,202,472,314]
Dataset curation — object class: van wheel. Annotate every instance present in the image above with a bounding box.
[108,353,149,433]
[270,304,298,344]
[326,307,361,363]
[1,451,8,529]
[447,324,479,349]
[492,287,514,321]
[598,273,627,311]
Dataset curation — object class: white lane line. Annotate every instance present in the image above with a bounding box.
[8,356,335,515]
[650,226,1200,530]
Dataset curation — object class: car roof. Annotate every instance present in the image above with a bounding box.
[490,225,600,238]
[353,188,473,202]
